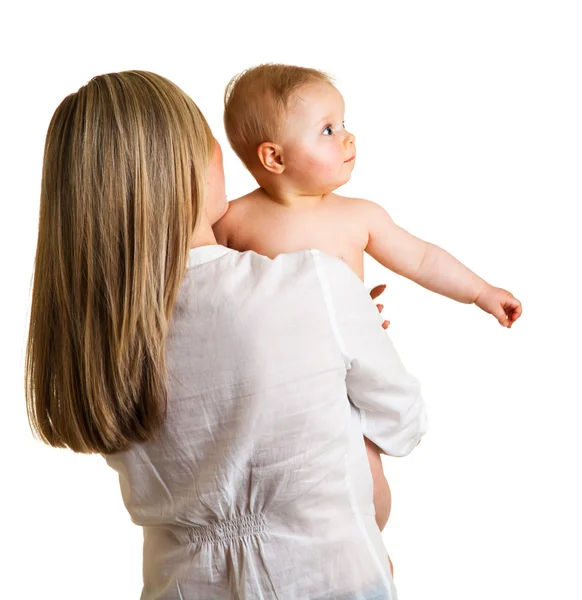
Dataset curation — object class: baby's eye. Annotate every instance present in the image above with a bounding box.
[342,121,346,129]
[322,125,333,136]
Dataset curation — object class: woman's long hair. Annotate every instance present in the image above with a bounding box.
[25,71,213,454]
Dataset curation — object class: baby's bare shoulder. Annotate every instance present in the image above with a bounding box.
[328,194,385,219]
[213,191,263,246]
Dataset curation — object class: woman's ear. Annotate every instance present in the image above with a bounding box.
[257,142,285,174]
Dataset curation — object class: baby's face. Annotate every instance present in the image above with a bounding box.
[280,82,356,194]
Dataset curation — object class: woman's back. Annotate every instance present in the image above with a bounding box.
[106,245,401,599]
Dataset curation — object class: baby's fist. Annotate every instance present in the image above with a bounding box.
[475,285,522,328]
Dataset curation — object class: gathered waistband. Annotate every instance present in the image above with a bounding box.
[187,513,267,545]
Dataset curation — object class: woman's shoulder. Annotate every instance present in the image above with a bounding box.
[237,248,355,282]
[230,248,323,281]
[228,248,361,290]
[305,249,363,287]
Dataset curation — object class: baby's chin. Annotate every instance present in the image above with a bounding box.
[308,180,351,196]
[303,168,354,195]
[332,171,354,191]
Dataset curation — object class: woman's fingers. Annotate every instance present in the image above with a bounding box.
[371,286,390,329]
[369,284,387,300]
[375,298,390,329]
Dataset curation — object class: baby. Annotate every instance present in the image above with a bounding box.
[215,64,522,543]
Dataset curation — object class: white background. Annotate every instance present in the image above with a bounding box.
[1,1,581,598]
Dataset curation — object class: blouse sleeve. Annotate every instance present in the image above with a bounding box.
[311,250,428,457]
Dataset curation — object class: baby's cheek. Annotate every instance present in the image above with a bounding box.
[317,157,341,178]
[304,151,325,169]
[301,149,340,186]
[306,160,332,182]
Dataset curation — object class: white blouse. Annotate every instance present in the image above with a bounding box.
[105,245,427,600]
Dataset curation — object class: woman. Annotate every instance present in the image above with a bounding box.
[25,71,426,599]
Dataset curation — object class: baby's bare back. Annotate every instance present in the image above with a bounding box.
[214,190,369,280]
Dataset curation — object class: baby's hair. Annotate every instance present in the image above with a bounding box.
[224,63,333,170]
[25,71,213,454]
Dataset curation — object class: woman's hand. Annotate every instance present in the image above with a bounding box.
[370,284,390,329]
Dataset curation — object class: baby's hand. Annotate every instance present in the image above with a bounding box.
[474,285,522,328]
[370,284,390,330]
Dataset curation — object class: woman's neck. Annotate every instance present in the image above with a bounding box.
[189,215,218,249]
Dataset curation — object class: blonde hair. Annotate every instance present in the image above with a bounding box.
[224,63,332,169]
[25,71,214,454]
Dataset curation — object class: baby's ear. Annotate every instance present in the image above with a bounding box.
[257,142,285,175]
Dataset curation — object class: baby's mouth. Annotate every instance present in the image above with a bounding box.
[344,155,355,163]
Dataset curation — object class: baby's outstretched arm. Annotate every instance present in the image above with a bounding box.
[363,201,522,327]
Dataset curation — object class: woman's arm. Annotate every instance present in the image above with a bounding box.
[362,200,522,326]
[312,250,427,457]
